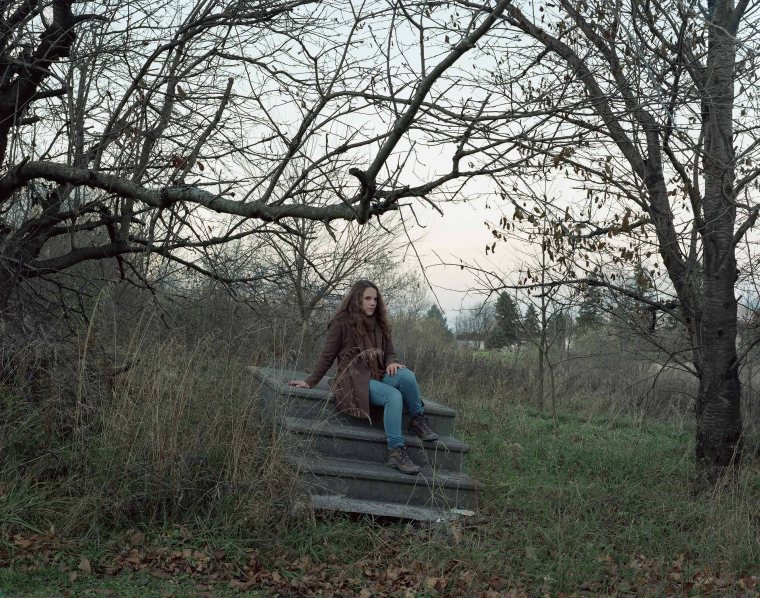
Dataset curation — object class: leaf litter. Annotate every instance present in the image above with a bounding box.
[2,530,759,596]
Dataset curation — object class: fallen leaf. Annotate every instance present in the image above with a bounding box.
[79,557,92,575]
[68,571,78,582]
[229,579,257,591]
[386,567,400,581]
[130,532,145,546]
[358,589,372,598]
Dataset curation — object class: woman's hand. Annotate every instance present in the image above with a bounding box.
[288,380,310,388]
[386,362,405,376]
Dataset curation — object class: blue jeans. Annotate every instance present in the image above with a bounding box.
[369,368,424,449]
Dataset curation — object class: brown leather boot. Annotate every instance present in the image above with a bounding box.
[386,446,421,474]
[408,414,439,441]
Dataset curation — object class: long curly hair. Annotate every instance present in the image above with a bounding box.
[332,280,392,338]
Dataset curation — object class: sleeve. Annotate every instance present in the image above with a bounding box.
[383,333,398,368]
[304,320,342,388]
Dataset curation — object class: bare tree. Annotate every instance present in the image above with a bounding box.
[519,287,572,424]
[0,0,514,313]
[454,300,495,347]
[441,0,760,487]
[5,0,755,487]
[261,213,412,354]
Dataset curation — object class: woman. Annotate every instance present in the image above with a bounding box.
[289,280,438,474]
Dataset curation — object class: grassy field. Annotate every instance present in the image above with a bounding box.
[0,568,262,598]
[3,400,760,597]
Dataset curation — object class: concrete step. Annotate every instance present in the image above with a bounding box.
[307,495,474,522]
[288,455,479,511]
[281,416,468,472]
[281,394,456,437]
[251,366,456,436]
[251,365,480,519]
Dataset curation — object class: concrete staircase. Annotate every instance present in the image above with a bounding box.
[251,366,479,522]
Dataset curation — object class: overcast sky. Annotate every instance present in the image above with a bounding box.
[407,196,523,320]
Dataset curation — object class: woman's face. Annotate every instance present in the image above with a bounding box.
[360,287,378,316]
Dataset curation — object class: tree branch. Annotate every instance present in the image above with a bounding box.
[350,0,512,223]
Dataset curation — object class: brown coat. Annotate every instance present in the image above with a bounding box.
[304,313,397,420]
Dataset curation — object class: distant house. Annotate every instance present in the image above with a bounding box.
[456,338,485,350]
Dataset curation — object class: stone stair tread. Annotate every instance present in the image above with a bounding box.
[308,495,470,522]
[281,415,469,453]
[287,454,480,490]
[250,366,456,417]
[252,365,479,517]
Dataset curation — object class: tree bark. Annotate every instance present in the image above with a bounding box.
[0,272,14,314]
[694,0,743,488]
[537,343,545,411]
[535,251,549,412]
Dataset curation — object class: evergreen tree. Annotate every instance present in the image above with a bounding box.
[549,311,571,341]
[427,303,446,325]
[486,292,520,348]
[615,261,656,333]
[523,304,540,339]
[576,286,605,332]
[426,304,452,337]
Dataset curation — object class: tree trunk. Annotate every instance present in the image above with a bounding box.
[537,290,548,412]
[536,344,544,411]
[695,310,742,488]
[694,0,742,488]
[0,267,18,316]
[547,353,557,427]
[745,360,753,424]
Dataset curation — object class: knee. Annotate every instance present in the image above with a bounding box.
[398,368,417,385]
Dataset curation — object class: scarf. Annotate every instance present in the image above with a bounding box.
[360,315,384,381]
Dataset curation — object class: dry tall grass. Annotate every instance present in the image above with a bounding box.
[1,296,757,543]
[391,316,700,430]
[0,303,298,539]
